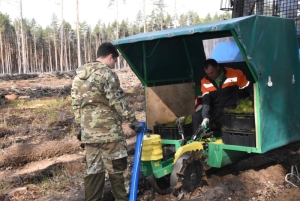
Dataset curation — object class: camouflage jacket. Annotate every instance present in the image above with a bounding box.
[71,61,136,143]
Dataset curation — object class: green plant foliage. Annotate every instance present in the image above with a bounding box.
[225,98,254,114]
[222,126,228,131]
[157,115,192,126]
[0,180,13,192]
[165,119,176,126]
[184,115,192,124]
[10,99,29,108]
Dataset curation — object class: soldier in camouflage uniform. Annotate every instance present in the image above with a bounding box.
[71,42,143,201]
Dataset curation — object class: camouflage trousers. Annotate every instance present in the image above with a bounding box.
[85,140,129,194]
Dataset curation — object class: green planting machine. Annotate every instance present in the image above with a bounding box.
[113,12,300,195]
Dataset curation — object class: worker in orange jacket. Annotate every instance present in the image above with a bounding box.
[192,59,250,135]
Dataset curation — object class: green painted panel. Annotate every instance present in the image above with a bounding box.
[114,15,300,155]
[141,161,153,177]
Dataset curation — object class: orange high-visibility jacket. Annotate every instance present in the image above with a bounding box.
[200,67,250,119]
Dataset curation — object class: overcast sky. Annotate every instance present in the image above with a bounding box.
[1,0,223,28]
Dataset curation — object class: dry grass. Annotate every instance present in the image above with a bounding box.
[0,162,85,200]
[0,83,84,199]
[1,97,73,130]
[37,163,85,193]
[0,141,81,168]
[9,97,71,110]
[0,77,72,88]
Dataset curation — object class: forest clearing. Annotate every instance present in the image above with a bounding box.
[0,0,300,200]
[0,67,300,201]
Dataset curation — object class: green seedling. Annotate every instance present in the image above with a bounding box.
[225,98,254,114]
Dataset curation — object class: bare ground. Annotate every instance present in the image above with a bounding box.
[0,68,300,201]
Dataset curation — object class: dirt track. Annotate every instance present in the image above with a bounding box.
[0,68,300,201]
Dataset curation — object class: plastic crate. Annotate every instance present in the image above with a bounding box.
[223,113,255,131]
[223,129,256,147]
[153,123,193,140]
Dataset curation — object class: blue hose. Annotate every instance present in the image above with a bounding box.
[129,122,145,201]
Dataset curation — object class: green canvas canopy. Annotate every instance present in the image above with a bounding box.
[112,15,300,153]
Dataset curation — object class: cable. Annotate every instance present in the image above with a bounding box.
[285,165,300,188]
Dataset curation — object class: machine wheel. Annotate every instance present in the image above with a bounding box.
[181,156,204,192]
[170,149,208,196]
[170,152,191,196]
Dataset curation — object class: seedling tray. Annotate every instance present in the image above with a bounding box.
[223,129,256,147]
[223,113,255,131]
[153,123,193,140]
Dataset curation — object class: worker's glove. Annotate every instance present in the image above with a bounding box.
[201,118,210,130]
[129,119,143,133]
[77,129,81,141]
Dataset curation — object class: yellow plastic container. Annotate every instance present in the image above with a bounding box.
[141,134,163,161]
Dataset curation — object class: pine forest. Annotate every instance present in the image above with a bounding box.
[0,0,231,74]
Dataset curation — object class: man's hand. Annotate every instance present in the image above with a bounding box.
[129,119,143,133]
[77,129,81,141]
[201,118,210,129]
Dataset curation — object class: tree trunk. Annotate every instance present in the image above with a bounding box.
[143,0,146,32]
[25,34,30,72]
[83,35,86,63]
[34,33,37,72]
[68,33,71,70]
[116,0,120,69]
[53,29,58,71]
[76,0,81,67]
[174,0,178,28]
[7,43,12,74]
[60,0,64,72]
[20,0,27,73]
[29,35,32,72]
[4,42,7,74]
[3,35,8,74]
[64,30,68,71]
[72,40,77,67]
[0,32,4,73]
[88,35,91,61]
[41,48,43,73]
[15,24,22,74]
[95,35,98,57]
[99,28,102,45]
[48,35,52,72]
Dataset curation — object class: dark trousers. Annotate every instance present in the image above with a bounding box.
[192,108,225,134]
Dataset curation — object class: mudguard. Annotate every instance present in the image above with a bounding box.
[173,141,204,164]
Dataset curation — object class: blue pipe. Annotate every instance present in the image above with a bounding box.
[129,122,145,201]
